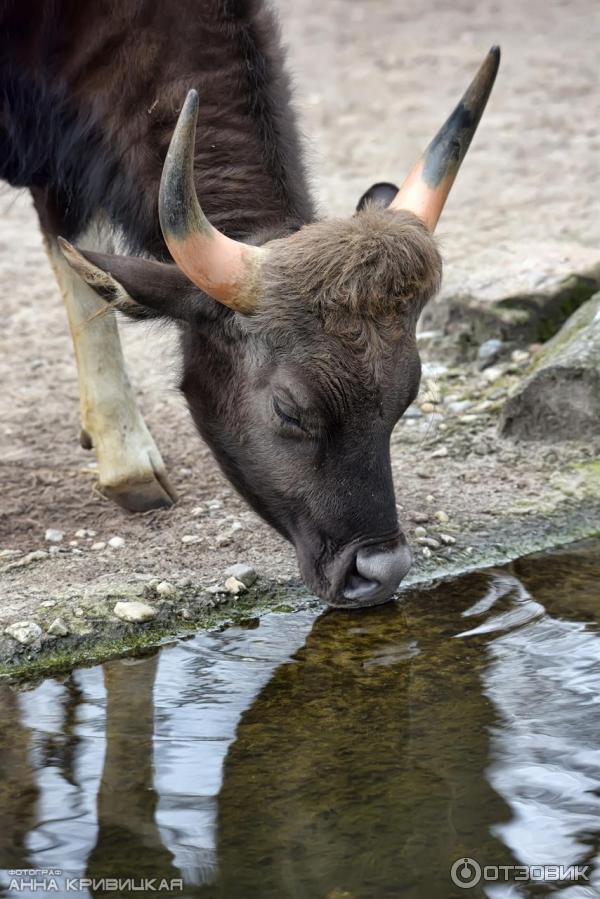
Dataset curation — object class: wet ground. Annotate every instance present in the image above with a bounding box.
[1,538,599,898]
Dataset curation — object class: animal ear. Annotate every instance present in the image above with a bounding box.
[356,182,399,212]
[58,238,202,322]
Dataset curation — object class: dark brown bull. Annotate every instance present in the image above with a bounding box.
[0,0,499,606]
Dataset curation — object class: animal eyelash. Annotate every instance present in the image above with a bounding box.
[273,397,305,432]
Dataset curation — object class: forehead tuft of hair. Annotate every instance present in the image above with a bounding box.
[261,208,442,341]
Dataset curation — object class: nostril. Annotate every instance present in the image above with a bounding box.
[341,541,413,606]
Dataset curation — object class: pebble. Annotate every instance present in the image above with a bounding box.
[91,542,106,551]
[39,600,57,608]
[113,601,157,623]
[207,499,223,511]
[434,510,450,523]
[45,528,64,543]
[511,349,530,364]
[482,366,504,384]
[207,584,225,595]
[465,547,474,555]
[422,547,432,559]
[439,533,456,546]
[156,581,177,598]
[413,526,427,538]
[48,618,69,637]
[5,621,42,645]
[191,505,205,517]
[75,528,96,538]
[420,402,436,414]
[69,540,79,547]
[448,400,474,414]
[108,536,125,549]
[426,495,435,503]
[223,563,257,587]
[74,608,84,617]
[215,532,233,548]
[477,338,504,369]
[181,534,202,545]
[430,447,448,459]
[224,576,247,595]
[179,608,193,620]
[409,512,429,524]
[416,537,441,549]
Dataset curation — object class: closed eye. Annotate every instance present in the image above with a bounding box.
[273,396,305,431]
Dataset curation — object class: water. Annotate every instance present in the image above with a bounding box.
[1,540,600,899]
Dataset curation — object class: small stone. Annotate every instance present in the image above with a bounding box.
[207,499,223,511]
[181,534,202,545]
[426,495,435,503]
[74,608,84,617]
[45,528,64,543]
[91,542,106,551]
[75,528,96,538]
[39,600,57,608]
[224,576,247,595]
[413,526,427,538]
[439,533,456,546]
[5,621,43,645]
[416,537,441,549]
[465,547,474,555]
[473,400,494,413]
[191,505,205,516]
[69,540,79,547]
[420,402,436,414]
[511,349,530,364]
[156,581,177,597]
[48,618,69,637]
[477,338,504,369]
[430,447,448,459]
[422,547,432,559]
[114,601,157,623]
[215,532,232,548]
[223,562,257,587]
[108,536,125,549]
[179,608,193,620]
[434,510,449,523]
[409,512,429,524]
[482,365,504,384]
[447,399,474,414]
[207,584,224,595]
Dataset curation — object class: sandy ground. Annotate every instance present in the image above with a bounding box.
[1,0,599,663]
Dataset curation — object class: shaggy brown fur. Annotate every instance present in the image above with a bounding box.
[258,207,442,357]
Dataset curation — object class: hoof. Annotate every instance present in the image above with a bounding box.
[99,471,178,513]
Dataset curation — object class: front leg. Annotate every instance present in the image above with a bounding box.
[42,227,177,512]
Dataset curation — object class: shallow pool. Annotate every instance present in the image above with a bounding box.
[1,540,600,898]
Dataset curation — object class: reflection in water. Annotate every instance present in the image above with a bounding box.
[0,540,599,899]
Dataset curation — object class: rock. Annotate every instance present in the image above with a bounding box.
[420,402,436,414]
[511,349,530,364]
[45,528,64,543]
[155,581,177,598]
[439,533,456,546]
[223,563,257,587]
[421,547,432,559]
[108,536,125,549]
[423,241,600,349]
[430,447,448,459]
[416,537,441,549]
[179,608,193,620]
[181,534,202,544]
[408,511,429,524]
[113,601,157,623]
[500,292,600,441]
[482,365,505,384]
[75,528,96,538]
[39,599,57,608]
[91,542,106,551]
[47,618,69,637]
[413,526,427,538]
[207,499,224,511]
[478,338,504,369]
[224,576,247,595]
[447,399,474,415]
[434,510,450,523]
[5,621,42,645]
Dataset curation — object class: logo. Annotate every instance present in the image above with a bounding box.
[451,858,482,889]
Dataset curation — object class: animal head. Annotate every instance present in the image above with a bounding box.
[61,47,499,607]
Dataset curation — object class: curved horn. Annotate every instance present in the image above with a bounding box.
[159,89,264,313]
[390,46,500,231]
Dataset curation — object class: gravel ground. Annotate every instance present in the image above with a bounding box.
[1,0,599,668]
